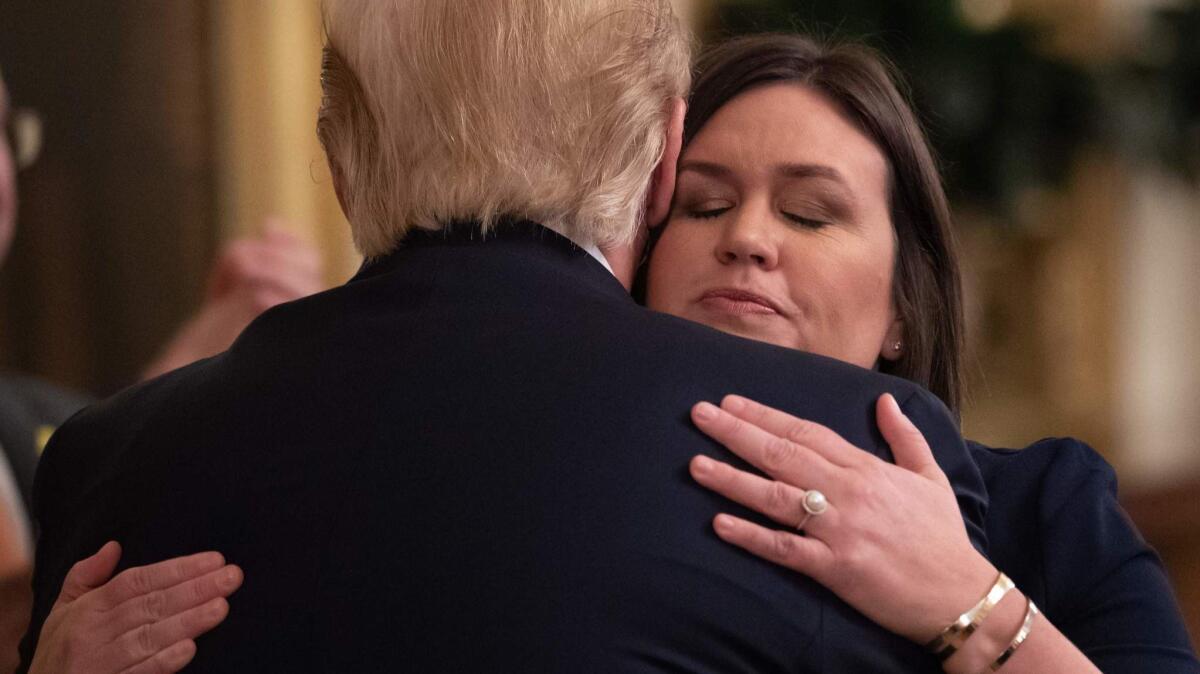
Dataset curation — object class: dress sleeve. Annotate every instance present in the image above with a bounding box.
[1035,439,1199,672]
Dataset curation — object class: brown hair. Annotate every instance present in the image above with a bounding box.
[684,33,965,414]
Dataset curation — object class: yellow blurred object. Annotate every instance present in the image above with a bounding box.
[34,425,55,456]
[9,108,42,170]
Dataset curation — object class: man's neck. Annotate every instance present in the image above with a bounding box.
[555,227,641,292]
[597,243,639,291]
[599,222,648,291]
[507,220,645,292]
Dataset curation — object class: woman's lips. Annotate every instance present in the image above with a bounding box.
[698,288,781,316]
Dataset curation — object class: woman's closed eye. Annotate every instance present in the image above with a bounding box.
[682,199,735,220]
[779,197,843,230]
[781,211,829,229]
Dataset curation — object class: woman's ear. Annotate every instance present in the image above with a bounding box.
[643,97,687,228]
[880,318,905,362]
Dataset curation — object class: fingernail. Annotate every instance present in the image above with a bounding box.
[221,567,241,588]
[692,455,714,475]
[723,395,745,413]
[694,402,718,421]
[714,514,737,536]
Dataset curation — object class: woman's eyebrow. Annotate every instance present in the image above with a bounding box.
[677,160,733,178]
[678,160,854,201]
[776,163,847,184]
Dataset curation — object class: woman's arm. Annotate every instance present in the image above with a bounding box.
[1006,438,1200,671]
[688,393,1102,673]
[26,542,242,674]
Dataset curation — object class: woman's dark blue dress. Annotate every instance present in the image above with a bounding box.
[972,437,1199,672]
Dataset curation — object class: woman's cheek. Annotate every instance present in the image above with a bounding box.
[645,222,691,310]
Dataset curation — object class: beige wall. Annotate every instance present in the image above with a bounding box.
[1115,168,1200,486]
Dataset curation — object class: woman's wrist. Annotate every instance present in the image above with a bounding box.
[941,588,1029,674]
[917,552,1002,645]
[925,569,1014,659]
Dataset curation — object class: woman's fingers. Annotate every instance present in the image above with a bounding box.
[691,402,840,488]
[690,396,996,645]
[875,394,944,483]
[719,395,865,468]
[55,541,122,606]
[711,514,833,581]
[690,456,836,534]
[119,640,197,674]
[104,564,243,640]
[106,598,229,672]
[93,551,226,611]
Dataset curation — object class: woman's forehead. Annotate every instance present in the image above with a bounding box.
[683,83,889,194]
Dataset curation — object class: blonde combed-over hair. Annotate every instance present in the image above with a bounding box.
[318,0,692,258]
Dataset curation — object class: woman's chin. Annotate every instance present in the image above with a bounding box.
[690,312,800,351]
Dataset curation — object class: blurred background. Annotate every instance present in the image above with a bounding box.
[0,0,1197,641]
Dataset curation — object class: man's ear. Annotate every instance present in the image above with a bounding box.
[329,157,350,219]
[643,97,686,228]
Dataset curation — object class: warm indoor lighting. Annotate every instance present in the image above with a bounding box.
[7,108,42,171]
[958,0,1013,32]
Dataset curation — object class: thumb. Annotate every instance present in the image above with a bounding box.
[55,541,121,606]
[876,394,941,480]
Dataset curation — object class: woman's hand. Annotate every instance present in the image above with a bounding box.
[688,393,996,644]
[28,541,243,674]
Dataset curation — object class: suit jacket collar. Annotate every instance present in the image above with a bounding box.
[351,220,632,304]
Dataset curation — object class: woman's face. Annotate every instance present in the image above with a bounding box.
[645,83,902,370]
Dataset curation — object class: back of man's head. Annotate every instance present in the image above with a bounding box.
[319,0,691,258]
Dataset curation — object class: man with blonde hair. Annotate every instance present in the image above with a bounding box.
[21,1,983,670]
[317,0,691,281]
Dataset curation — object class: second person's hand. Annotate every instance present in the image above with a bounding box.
[688,393,997,645]
[28,542,242,674]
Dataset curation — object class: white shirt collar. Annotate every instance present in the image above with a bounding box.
[568,236,615,277]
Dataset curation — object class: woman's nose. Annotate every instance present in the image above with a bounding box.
[715,216,779,269]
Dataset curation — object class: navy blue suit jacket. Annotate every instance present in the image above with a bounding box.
[22,222,986,672]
